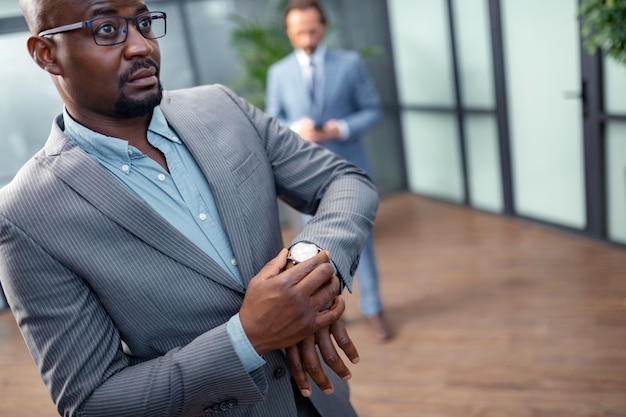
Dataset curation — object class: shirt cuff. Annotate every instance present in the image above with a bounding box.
[289,121,301,133]
[226,313,266,373]
[336,119,350,140]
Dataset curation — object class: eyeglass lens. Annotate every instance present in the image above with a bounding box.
[92,12,166,46]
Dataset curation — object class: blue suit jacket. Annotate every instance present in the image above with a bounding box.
[266,47,382,177]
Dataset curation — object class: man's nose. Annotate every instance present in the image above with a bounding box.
[123,23,153,57]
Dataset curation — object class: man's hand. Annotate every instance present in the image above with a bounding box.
[296,118,341,143]
[283,260,360,397]
[239,249,343,355]
[286,319,359,397]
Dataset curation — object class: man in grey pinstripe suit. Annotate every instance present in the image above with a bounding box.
[0,0,378,416]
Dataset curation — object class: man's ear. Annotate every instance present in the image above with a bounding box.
[26,36,61,75]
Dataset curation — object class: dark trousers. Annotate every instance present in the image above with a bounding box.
[293,379,322,417]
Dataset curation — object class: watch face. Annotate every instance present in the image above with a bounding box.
[289,242,320,263]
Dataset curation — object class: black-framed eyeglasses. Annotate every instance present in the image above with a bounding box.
[38,11,167,46]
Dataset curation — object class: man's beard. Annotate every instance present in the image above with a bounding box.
[114,59,163,118]
[113,82,163,118]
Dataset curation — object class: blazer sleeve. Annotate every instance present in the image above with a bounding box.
[341,53,382,140]
[217,85,379,288]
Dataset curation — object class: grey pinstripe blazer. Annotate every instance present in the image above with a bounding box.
[0,85,377,416]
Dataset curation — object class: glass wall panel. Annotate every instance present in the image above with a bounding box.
[156,4,195,89]
[387,0,454,106]
[466,115,503,212]
[185,0,243,86]
[0,32,63,188]
[452,0,494,108]
[0,4,21,18]
[606,123,626,244]
[502,0,586,229]
[402,112,463,202]
[604,56,626,114]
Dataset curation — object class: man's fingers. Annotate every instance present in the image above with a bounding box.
[299,335,334,395]
[255,249,289,281]
[282,252,335,295]
[314,295,345,330]
[316,325,351,382]
[286,345,311,397]
[329,318,360,365]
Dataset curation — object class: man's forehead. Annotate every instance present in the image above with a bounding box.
[73,0,149,17]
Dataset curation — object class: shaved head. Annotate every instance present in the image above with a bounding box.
[20,0,163,128]
[20,0,66,34]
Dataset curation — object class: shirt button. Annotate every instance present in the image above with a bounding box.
[198,213,207,221]
[157,173,166,182]
[121,164,130,172]
[230,258,237,266]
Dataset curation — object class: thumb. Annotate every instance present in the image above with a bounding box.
[257,248,289,281]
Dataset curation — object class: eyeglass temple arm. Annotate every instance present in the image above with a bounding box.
[38,21,88,37]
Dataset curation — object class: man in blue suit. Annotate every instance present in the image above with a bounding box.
[266,0,391,341]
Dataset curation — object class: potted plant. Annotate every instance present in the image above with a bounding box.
[228,0,292,109]
[580,0,626,64]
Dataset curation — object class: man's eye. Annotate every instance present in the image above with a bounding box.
[95,22,119,37]
[137,17,152,31]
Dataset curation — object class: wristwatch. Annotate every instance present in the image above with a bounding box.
[287,242,321,264]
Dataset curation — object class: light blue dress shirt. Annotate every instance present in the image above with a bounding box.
[293,43,349,139]
[62,107,265,373]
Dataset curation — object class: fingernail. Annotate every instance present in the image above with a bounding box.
[301,389,311,397]
[352,357,360,364]
[323,388,334,395]
[342,374,352,381]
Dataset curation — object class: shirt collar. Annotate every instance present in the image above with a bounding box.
[62,106,180,164]
[295,43,326,68]
[149,106,181,144]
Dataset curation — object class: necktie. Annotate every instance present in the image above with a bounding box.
[308,60,316,102]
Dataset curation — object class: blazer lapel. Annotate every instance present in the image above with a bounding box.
[160,95,258,285]
[43,124,243,293]
[285,54,316,117]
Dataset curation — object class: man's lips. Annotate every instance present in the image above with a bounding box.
[126,67,158,86]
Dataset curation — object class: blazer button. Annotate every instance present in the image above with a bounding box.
[220,398,238,411]
[203,404,221,413]
[274,367,286,379]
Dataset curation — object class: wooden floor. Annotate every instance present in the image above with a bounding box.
[2,192,626,416]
